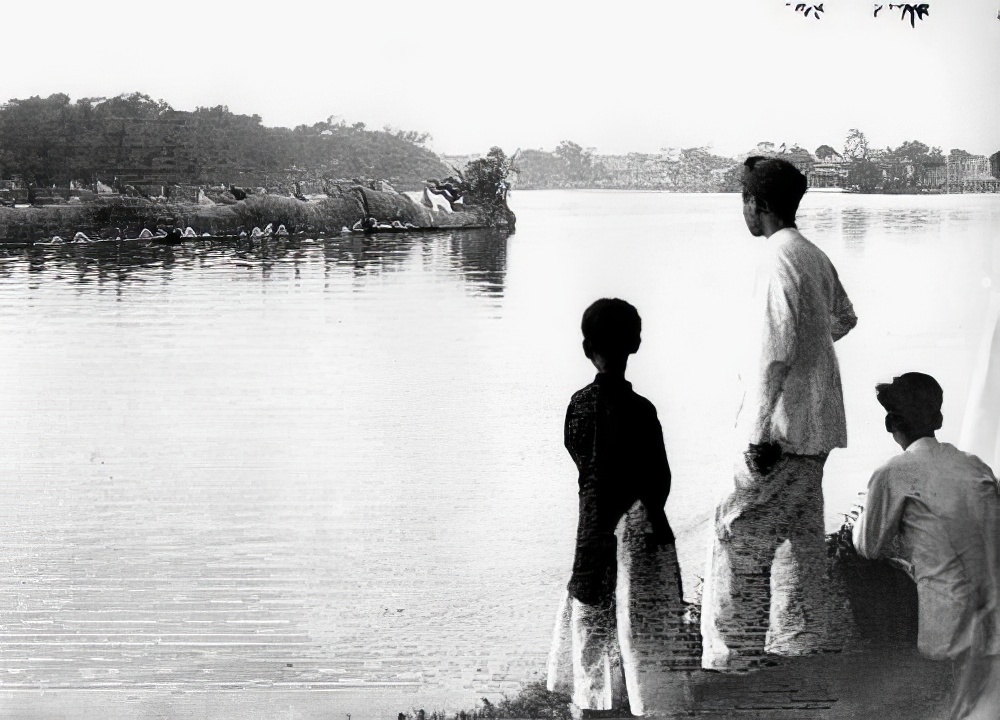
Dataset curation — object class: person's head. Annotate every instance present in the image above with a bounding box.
[581,298,641,373]
[741,156,808,236]
[875,372,944,449]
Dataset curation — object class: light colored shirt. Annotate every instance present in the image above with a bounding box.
[853,437,1000,659]
[735,227,857,454]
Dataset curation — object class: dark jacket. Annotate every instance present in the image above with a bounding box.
[565,373,673,604]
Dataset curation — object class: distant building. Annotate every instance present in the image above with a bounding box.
[0,178,29,204]
[739,145,834,188]
[925,155,999,192]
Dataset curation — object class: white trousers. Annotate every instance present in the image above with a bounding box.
[547,503,689,715]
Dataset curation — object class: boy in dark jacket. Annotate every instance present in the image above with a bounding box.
[547,298,683,717]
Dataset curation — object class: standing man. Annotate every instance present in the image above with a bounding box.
[853,373,1000,720]
[701,156,858,671]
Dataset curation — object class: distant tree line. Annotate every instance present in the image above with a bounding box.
[742,132,998,193]
[514,132,999,193]
[0,92,449,191]
[514,141,607,189]
[840,128,999,192]
[515,141,738,192]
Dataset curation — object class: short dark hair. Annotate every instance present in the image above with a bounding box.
[741,156,808,224]
[581,298,641,357]
[875,372,944,436]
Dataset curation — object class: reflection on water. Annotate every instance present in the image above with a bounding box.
[320,229,508,297]
[799,195,956,252]
[840,207,871,248]
[0,225,516,708]
[3,229,509,299]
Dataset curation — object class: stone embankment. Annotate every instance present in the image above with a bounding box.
[0,184,512,245]
[664,549,949,719]
[578,538,949,718]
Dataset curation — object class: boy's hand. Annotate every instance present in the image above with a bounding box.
[646,514,675,549]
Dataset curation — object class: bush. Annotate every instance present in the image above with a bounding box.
[405,681,571,720]
[448,148,517,230]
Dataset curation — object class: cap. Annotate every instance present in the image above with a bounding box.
[875,372,943,433]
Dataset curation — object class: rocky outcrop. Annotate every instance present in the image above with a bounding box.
[0,183,516,244]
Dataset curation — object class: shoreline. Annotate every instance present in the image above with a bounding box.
[0,643,953,720]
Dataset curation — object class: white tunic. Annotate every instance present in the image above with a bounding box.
[853,437,1000,659]
[735,228,857,455]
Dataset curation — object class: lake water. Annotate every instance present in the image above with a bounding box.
[0,190,998,716]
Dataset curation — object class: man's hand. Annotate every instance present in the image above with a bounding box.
[716,444,784,540]
[716,493,744,541]
[746,441,782,476]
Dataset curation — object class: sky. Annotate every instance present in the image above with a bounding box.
[4,0,999,158]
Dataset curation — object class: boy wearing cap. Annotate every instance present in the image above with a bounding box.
[854,372,1000,720]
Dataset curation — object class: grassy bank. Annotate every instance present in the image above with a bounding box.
[401,682,572,720]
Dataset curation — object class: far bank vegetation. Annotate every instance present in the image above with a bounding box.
[0,93,523,241]
[512,133,1000,193]
[0,92,449,194]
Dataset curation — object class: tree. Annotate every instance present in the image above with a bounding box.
[394,129,431,147]
[108,92,172,117]
[783,145,816,172]
[455,147,517,227]
[991,151,1000,180]
[883,140,944,189]
[511,141,603,189]
[552,140,594,187]
[886,140,928,162]
[719,163,745,192]
[0,93,77,185]
[843,129,870,161]
[847,159,882,193]
[0,93,450,190]
[381,125,432,147]
[815,144,839,160]
[462,147,515,197]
